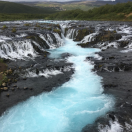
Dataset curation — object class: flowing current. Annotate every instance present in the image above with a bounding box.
[0,23,114,132]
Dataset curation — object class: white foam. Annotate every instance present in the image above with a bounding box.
[81,33,98,43]
[0,40,37,60]
[99,120,123,132]
[23,69,62,78]
[16,33,27,38]
[0,36,12,42]
[117,25,132,34]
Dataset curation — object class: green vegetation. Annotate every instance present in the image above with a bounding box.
[0,1,58,14]
[12,28,17,33]
[0,1,132,21]
[0,59,4,63]
[0,59,7,88]
[0,75,8,86]
[24,23,30,26]
[0,13,48,21]
[46,2,132,21]
[36,1,98,11]
[2,25,7,30]
[53,29,61,36]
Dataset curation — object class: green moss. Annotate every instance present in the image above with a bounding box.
[48,27,52,31]
[2,25,8,30]
[12,28,17,33]
[26,36,35,39]
[24,23,30,26]
[53,29,61,33]
[0,59,4,63]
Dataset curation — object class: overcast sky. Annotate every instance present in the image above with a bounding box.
[0,0,115,2]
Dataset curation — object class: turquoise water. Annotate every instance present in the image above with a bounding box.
[0,37,114,132]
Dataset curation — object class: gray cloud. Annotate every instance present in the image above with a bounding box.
[0,0,115,2]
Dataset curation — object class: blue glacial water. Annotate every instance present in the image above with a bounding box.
[0,37,114,132]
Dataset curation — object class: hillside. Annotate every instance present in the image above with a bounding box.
[46,2,132,21]
[0,1,57,14]
[29,1,99,11]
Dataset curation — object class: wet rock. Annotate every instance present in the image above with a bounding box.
[61,53,71,58]
[2,83,6,87]
[115,67,120,72]
[119,41,129,47]
[24,87,28,90]
[109,56,115,59]
[11,88,15,91]
[6,93,10,97]
[108,113,115,121]
[3,87,8,91]
[36,68,39,75]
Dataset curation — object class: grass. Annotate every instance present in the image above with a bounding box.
[12,28,17,33]
[0,13,49,21]
[0,1,58,14]
[0,2,132,22]
[36,2,98,11]
[2,25,8,30]
[45,2,132,21]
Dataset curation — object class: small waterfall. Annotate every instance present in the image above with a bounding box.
[22,68,63,78]
[53,33,64,47]
[39,33,64,49]
[60,22,70,35]
[0,31,64,60]
[0,40,37,60]
[81,33,98,43]
[66,29,77,39]
[20,66,72,78]
[39,33,55,49]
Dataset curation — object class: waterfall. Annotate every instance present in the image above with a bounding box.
[0,32,64,60]
[81,33,98,43]
[53,33,64,47]
[66,29,77,39]
[0,40,37,60]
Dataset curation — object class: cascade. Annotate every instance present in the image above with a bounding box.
[0,21,114,132]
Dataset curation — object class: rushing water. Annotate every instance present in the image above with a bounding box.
[0,25,114,132]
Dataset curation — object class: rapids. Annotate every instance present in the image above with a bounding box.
[0,21,114,132]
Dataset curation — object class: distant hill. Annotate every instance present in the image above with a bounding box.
[18,0,132,12]
[0,1,57,14]
[32,1,99,11]
[46,1,132,21]
[96,0,132,4]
